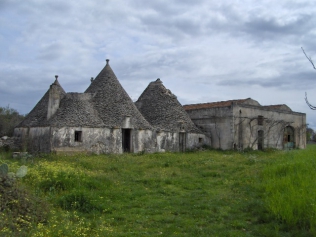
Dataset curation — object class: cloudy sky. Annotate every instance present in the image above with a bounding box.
[1,0,316,129]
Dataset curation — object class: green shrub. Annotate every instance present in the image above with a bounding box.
[0,163,48,235]
[57,191,103,213]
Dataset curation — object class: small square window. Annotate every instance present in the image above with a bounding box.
[75,131,82,142]
[258,116,264,125]
[199,138,203,143]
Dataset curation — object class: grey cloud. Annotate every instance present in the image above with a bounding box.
[242,14,314,40]
[217,71,316,90]
[137,12,203,41]
[201,4,316,45]
[37,42,65,61]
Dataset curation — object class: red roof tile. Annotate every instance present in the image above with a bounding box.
[183,99,249,110]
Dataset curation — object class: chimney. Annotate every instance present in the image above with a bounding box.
[47,75,62,120]
[106,59,109,65]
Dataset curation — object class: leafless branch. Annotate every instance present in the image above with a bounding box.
[301,47,316,70]
[305,92,316,110]
[302,47,316,110]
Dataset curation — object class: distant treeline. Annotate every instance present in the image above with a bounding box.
[307,125,316,142]
[0,106,25,137]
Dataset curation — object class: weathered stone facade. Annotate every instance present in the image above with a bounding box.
[14,60,306,154]
[184,98,306,150]
[14,60,209,154]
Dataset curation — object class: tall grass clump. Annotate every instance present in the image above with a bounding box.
[261,145,316,233]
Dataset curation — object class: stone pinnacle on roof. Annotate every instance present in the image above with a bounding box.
[17,76,66,127]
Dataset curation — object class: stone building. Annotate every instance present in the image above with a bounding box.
[184,98,306,150]
[14,60,306,153]
[135,79,210,152]
[14,60,209,154]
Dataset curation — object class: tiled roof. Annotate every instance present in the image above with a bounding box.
[135,79,202,133]
[183,99,249,110]
[262,104,292,112]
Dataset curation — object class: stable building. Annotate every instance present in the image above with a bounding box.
[184,98,306,150]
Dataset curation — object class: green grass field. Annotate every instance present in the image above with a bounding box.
[1,145,316,237]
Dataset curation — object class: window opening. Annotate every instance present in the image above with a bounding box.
[75,131,82,142]
[258,116,264,125]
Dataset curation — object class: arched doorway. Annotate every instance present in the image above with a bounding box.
[258,130,264,150]
[284,126,294,149]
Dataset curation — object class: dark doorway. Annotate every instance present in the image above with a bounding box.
[258,130,264,150]
[284,126,294,149]
[179,132,186,152]
[122,129,131,152]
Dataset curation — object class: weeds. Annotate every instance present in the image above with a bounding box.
[0,146,316,236]
[0,162,49,236]
[261,145,316,235]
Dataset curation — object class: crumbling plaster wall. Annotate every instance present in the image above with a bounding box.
[154,131,210,152]
[233,105,306,150]
[185,107,232,150]
[155,131,177,152]
[14,127,51,153]
[51,127,119,154]
[14,126,209,154]
[132,129,154,153]
[186,104,306,150]
[186,133,211,149]
[51,127,156,154]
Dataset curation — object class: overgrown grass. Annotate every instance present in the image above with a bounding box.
[261,146,316,235]
[1,146,316,236]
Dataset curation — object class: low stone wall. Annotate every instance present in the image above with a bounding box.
[0,136,20,151]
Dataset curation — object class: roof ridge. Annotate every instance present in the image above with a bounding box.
[184,98,249,107]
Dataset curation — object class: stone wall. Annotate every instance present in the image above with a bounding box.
[51,127,156,154]
[185,106,233,150]
[233,104,306,150]
[14,127,51,153]
[186,103,306,150]
[0,136,20,151]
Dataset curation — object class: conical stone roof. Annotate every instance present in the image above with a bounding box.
[135,79,202,133]
[48,93,105,127]
[18,79,66,127]
[85,60,152,129]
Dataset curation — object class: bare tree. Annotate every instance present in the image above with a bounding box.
[301,47,316,110]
